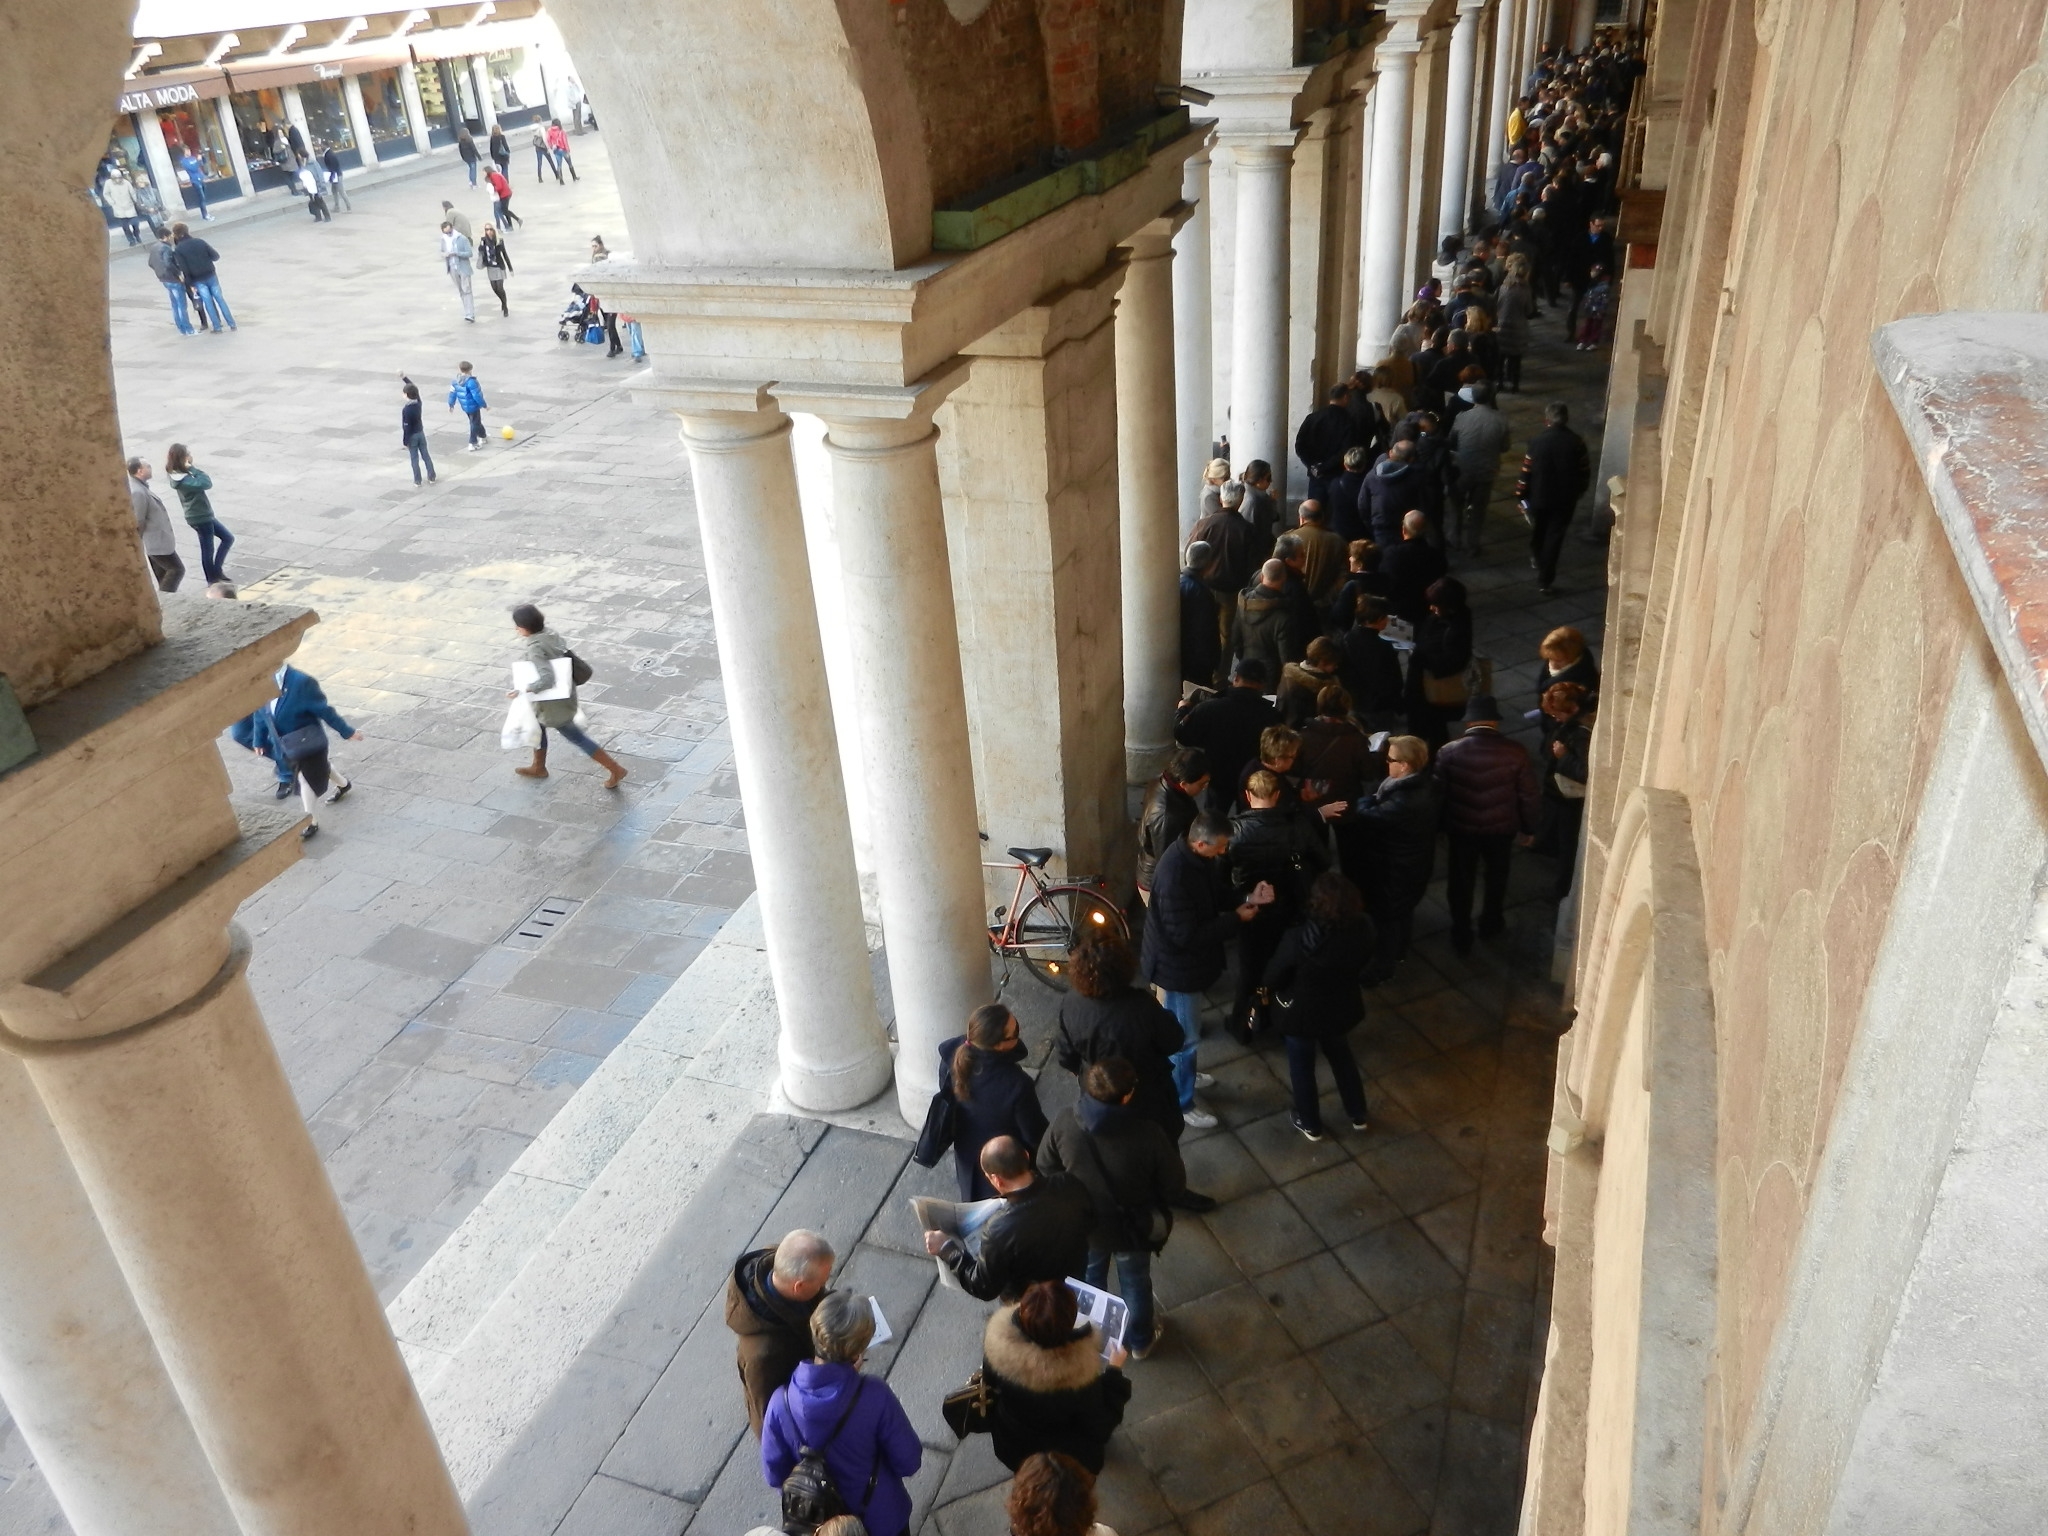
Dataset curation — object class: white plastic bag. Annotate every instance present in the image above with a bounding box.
[501,695,541,750]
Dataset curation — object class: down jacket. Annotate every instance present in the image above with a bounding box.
[1435,726,1541,836]
[980,1304,1131,1473]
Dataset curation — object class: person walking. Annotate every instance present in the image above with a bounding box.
[321,146,350,211]
[439,200,474,243]
[296,161,330,221]
[530,125,559,183]
[1435,695,1540,951]
[1264,871,1376,1140]
[448,360,489,447]
[507,603,629,786]
[545,118,578,180]
[1336,735,1442,979]
[253,664,359,841]
[932,1003,1048,1202]
[477,226,514,316]
[979,1280,1132,1468]
[487,123,511,180]
[1447,383,1511,557]
[170,223,234,331]
[101,171,141,245]
[760,1291,922,1536]
[177,148,213,220]
[457,129,481,187]
[485,165,522,230]
[1515,401,1593,595]
[1038,1060,1185,1361]
[165,445,232,585]
[400,378,436,485]
[725,1229,833,1438]
[440,222,477,322]
[128,457,183,591]
[147,233,195,333]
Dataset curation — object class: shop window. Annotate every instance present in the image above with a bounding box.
[361,68,413,152]
[298,78,361,169]
[486,48,548,126]
[159,101,242,206]
[229,88,298,189]
[414,61,458,147]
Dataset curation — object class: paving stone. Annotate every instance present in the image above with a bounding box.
[1310,1322,1448,1433]
[1427,1410,1524,1536]
[1176,1130,1273,1204]
[676,1430,780,1536]
[361,923,491,981]
[1094,1428,1175,1532]
[543,922,644,967]
[601,1309,747,1501]
[1334,1221,1466,1316]
[1395,991,1497,1053]
[1375,1054,1495,1128]
[555,1474,688,1536]
[1149,1212,1242,1312]
[1284,1160,1404,1248]
[1201,1054,1292,1129]
[1126,1394,1268,1516]
[1386,1296,1466,1384]
[1279,1440,1429,1536]
[1202,1189,1325,1276]
[1235,1109,1355,1184]
[866,1155,964,1259]
[1220,1356,1354,1472]
[502,956,635,1009]
[1415,1191,1480,1274]
[1166,1284,1298,1390]
[1257,1251,1384,1351]
[887,1278,996,1450]
[1354,1132,1481,1217]
[1369,1405,1448,1515]
[931,1428,1008,1507]
[623,933,709,976]
[542,1008,642,1057]
[749,1125,909,1260]
[464,1348,662,1536]
[929,1480,1013,1536]
[1184,1477,1309,1536]
[1448,1294,1535,1421]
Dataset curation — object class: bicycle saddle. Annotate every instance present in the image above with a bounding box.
[1007,846,1054,867]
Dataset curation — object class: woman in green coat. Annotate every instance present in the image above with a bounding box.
[507,603,627,787]
[166,443,233,584]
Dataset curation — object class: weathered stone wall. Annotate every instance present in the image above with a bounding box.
[1600,0,2048,1509]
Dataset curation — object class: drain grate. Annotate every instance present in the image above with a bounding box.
[503,896,582,951]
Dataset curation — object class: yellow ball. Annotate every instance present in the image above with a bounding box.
[500,425,516,440]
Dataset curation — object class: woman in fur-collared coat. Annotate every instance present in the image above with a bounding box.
[982,1281,1131,1474]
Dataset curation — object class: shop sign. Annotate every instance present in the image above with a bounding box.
[119,82,200,112]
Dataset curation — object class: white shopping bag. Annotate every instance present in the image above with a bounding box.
[510,657,574,700]
[500,695,542,750]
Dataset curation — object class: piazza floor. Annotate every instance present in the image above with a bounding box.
[0,131,1612,1536]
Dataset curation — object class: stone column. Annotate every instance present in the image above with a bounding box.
[779,377,990,1118]
[280,85,313,157]
[216,97,255,193]
[1117,217,1187,787]
[667,393,894,1112]
[135,109,184,214]
[342,74,378,165]
[1360,41,1421,351]
[1437,0,1485,244]
[0,1057,238,1536]
[1483,0,1520,219]
[1173,141,1213,538]
[470,56,499,131]
[1226,137,1296,499]
[399,62,433,156]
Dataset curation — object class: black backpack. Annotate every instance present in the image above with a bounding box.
[780,1378,867,1535]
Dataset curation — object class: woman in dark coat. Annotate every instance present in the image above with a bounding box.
[936,1003,1047,1201]
[981,1281,1131,1474]
[1226,768,1334,1039]
[1264,871,1376,1141]
[1534,681,1594,901]
[1406,575,1474,751]
[1054,931,1183,1141]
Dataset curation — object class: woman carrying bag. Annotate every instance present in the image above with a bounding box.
[978,1281,1129,1475]
[478,226,514,316]
[1263,871,1376,1142]
[916,1003,1047,1202]
[506,603,628,788]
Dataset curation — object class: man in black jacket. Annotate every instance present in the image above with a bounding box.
[1295,385,1358,505]
[1187,484,1255,649]
[1136,747,1208,895]
[170,223,234,331]
[1338,736,1443,978]
[1381,510,1449,624]
[1338,598,1406,733]
[1516,400,1593,594]
[1179,543,1222,688]
[924,1138,1093,1301]
[1175,658,1279,815]
[1038,1059,1186,1358]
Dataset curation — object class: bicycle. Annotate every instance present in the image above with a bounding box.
[982,836,1130,992]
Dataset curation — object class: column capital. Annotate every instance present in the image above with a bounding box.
[636,375,782,420]
[1120,202,1195,261]
[1373,36,1425,67]
[777,362,972,449]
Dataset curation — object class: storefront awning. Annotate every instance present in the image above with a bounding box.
[116,66,229,114]
[403,18,540,62]
[222,40,410,91]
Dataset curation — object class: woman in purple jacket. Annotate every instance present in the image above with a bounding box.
[762,1290,921,1536]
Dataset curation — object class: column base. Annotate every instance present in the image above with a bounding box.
[779,1041,896,1116]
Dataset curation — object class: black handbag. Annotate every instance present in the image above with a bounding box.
[567,649,594,686]
[910,1090,956,1169]
[278,723,327,762]
[941,1369,997,1439]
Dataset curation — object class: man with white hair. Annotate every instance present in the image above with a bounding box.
[725,1228,834,1437]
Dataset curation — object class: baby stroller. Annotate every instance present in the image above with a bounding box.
[556,284,601,343]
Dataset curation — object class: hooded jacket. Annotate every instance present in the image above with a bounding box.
[1037,1095,1186,1254]
[980,1306,1132,1474]
[1229,580,1295,678]
[1360,455,1428,546]
[761,1361,920,1536]
[725,1246,823,1438]
[1054,988,1184,1139]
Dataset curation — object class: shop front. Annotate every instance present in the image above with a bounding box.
[411,59,461,146]
[357,66,413,156]
[484,49,549,128]
[155,98,241,210]
[112,73,241,217]
[225,87,298,190]
[296,75,362,169]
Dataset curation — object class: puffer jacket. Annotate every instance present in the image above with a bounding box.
[980,1304,1131,1474]
[1338,769,1444,906]
[1435,726,1540,835]
[1229,581,1295,678]
[1263,913,1375,1038]
[1225,804,1331,920]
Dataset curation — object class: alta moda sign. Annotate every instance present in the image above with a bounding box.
[120,82,201,111]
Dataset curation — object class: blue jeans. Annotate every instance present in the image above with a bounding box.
[407,431,436,483]
[194,519,233,583]
[162,280,195,333]
[1159,990,1202,1109]
[191,181,209,217]
[465,158,478,185]
[541,722,600,758]
[192,275,233,330]
[1083,1248,1155,1352]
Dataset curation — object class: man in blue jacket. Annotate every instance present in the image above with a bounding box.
[1139,814,1273,1128]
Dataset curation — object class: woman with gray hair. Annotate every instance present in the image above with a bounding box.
[762,1290,921,1536]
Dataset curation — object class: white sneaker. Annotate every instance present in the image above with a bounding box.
[1192,1072,1216,1091]
[1182,1106,1219,1130]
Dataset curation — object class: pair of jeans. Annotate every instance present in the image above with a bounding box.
[541,722,601,758]
[162,280,195,333]
[1449,475,1493,554]
[535,145,559,182]
[464,407,486,445]
[1083,1248,1155,1352]
[191,182,209,217]
[407,431,436,483]
[1283,1034,1367,1131]
[493,198,522,228]
[326,175,349,210]
[1157,990,1203,1109]
[554,148,577,180]
[465,158,478,185]
[1446,830,1515,938]
[191,275,233,330]
[451,267,475,320]
[193,519,233,583]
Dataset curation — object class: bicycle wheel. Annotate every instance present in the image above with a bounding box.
[1012,885,1129,990]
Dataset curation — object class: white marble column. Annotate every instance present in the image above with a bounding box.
[1483,0,1520,220]
[342,74,378,165]
[5,908,468,1536]
[215,97,255,195]
[0,1057,238,1536]
[1172,141,1213,539]
[399,62,433,156]
[1437,0,1485,243]
[783,380,990,1119]
[1360,41,1421,351]
[671,398,894,1112]
[1227,137,1296,497]
[135,109,184,213]
[1118,217,1184,787]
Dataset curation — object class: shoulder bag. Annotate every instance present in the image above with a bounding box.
[941,1368,998,1439]
[278,723,327,763]
[566,650,594,686]
[910,1090,957,1169]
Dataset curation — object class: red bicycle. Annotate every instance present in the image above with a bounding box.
[982,837,1129,991]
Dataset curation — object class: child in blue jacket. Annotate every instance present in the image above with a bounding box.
[448,362,489,450]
